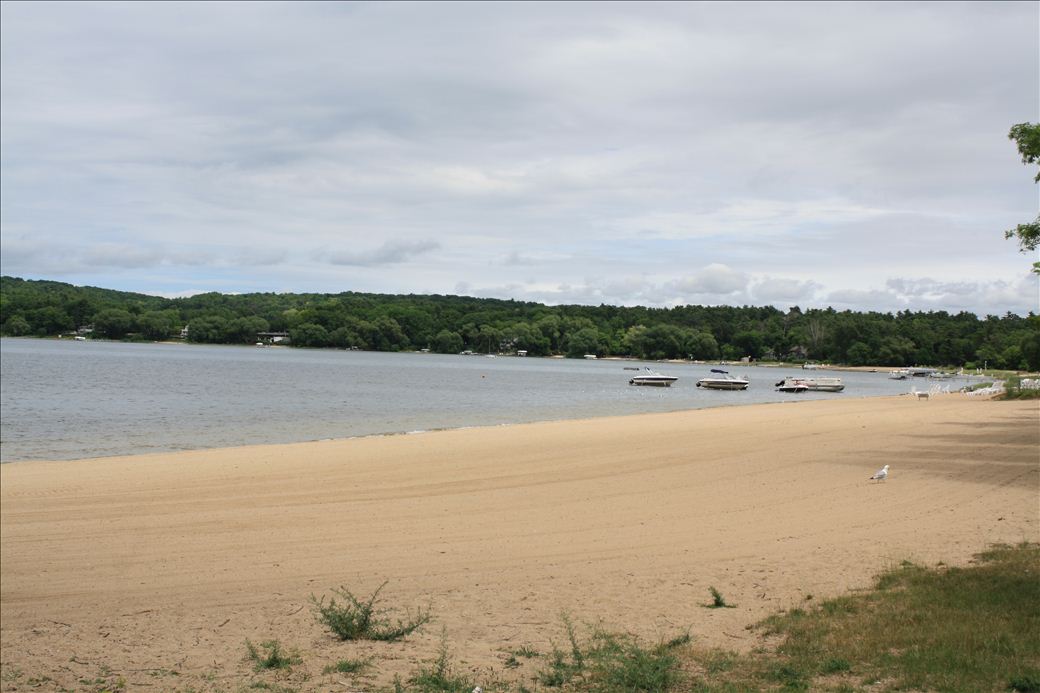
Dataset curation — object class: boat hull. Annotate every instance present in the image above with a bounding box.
[629,377,678,387]
[696,379,749,390]
[776,377,844,393]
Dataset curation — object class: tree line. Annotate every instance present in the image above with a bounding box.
[1,276,1037,370]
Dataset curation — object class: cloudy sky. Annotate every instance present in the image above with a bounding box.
[2,1,1038,315]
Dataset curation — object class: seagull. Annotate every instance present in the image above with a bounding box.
[870,464,889,483]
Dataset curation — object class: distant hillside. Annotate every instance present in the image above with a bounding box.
[1,276,1037,369]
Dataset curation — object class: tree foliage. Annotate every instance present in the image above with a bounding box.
[1006,123,1040,267]
[1,276,1037,371]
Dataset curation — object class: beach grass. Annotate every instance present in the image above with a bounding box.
[685,542,1040,692]
[534,615,688,691]
[244,640,301,672]
[396,635,479,693]
[703,586,736,609]
[311,581,431,642]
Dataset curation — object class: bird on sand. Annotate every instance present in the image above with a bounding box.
[870,464,889,483]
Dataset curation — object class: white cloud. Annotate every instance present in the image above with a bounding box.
[668,264,749,296]
[323,239,441,267]
[1,1,1037,315]
[752,277,821,303]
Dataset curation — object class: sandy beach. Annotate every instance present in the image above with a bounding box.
[1,395,1037,691]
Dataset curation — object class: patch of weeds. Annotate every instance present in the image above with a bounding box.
[699,649,737,675]
[768,663,808,690]
[665,631,692,649]
[246,682,297,693]
[512,645,539,658]
[704,586,736,609]
[820,596,858,616]
[537,614,584,687]
[24,675,53,687]
[686,543,1040,693]
[78,668,126,692]
[590,631,679,692]
[537,646,576,688]
[1010,673,1040,693]
[244,640,302,671]
[322,657,370,675]
[147,668,180,678]
[311,580,431,642]
[503,655,520,669]
[876,560,927,590]
[536,615,684,691]
[1,666,23,682]
[407,637,476,692]
[820,657,851,674]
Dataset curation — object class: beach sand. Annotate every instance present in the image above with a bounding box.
[1,395,1037,691]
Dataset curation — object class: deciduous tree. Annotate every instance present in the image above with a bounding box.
[1006,123,1040,270]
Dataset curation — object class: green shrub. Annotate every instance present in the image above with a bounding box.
[536,616,685,692]
[704,586,736,609]
[311,580,431,642]
[244,640,301,671]
[407,638,476,692]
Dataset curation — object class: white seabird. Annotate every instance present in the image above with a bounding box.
[870,464,889,483]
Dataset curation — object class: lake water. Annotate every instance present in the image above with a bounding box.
[0,338,959,463]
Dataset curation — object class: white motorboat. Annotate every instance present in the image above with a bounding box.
[629,367,678,387]
[889,369,910,380]
[696,369,749,390]
[775,376,845,393]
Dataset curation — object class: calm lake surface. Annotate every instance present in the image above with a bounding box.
[1,338,959,463]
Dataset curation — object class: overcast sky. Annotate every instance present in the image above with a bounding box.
[2,1,1038,315]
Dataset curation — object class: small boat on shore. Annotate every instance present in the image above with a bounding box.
[629,367,678,387]
[775,376,845,393]
[696,369,749,390]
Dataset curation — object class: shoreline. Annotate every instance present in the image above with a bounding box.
[2,396,1037,690]
[2,393,911,464]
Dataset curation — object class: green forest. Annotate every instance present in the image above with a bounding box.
[1,276,1037,370]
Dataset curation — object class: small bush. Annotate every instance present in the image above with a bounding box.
[408,638,476,692]
[705,586,736,609]
[311,580,431,641]
[244,640,301,671]
[512,645,539,658]
[536,616,685,691]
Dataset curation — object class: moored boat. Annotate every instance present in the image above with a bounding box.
[775,378,809,393]
[775,376,845,392]
[696,369,749,390]
[629,367,678,387]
